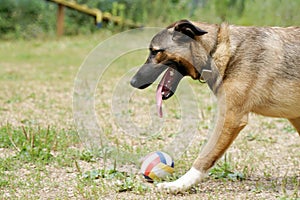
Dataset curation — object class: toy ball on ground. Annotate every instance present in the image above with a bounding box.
[140,151,174,182]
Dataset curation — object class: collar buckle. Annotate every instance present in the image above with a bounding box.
[199,69,212,83]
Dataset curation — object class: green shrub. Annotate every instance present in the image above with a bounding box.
[0,0,299,39]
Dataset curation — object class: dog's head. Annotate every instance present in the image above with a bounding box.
[130,20,210,117]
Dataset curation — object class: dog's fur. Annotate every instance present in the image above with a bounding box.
[131,20,300,192]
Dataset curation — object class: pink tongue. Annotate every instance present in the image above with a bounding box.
[156,82,163,117]
[156,68,172,118]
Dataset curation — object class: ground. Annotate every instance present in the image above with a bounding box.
[0,32,299,199]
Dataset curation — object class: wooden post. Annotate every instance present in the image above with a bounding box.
[57,4,65,37]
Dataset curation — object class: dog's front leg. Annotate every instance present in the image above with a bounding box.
[157,109,248,193]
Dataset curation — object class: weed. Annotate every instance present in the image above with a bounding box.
[283,124,296,134]
[1,125,48,161]
[0,179,9,187]
[117,177,150,194]
[79,150,96,162]
[0,124,79,163]
[209,155,245,181]
[81,168,150,194]
[82,168,127,180]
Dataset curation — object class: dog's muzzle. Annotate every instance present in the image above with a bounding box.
[130,63,168,89]
[131,62,185,117]
[130,77,150,89]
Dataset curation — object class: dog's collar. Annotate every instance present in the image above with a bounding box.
[199,58,214,83]
[199,24,220,84]
[199,69,212,83]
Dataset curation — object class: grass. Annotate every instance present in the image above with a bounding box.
[0,30,299,199]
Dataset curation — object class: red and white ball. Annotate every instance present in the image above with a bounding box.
[141,151,174,181]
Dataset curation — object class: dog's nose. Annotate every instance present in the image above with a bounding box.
[130,76,151,89]
[130,77,138,88]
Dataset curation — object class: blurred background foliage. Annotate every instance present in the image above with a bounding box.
[0,0,299,39]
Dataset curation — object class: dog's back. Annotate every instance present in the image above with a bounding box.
[225,25,300,118]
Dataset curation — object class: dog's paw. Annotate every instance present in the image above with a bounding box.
[157,181,187,193]
[156,167,206,193]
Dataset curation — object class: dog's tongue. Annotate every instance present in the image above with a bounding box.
[156,82,164,117]
[156,68,174,118]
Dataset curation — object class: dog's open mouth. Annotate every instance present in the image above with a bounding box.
[156,66,184,117]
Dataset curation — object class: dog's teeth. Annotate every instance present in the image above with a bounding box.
[162,92,165,95]
[170,70,174,77]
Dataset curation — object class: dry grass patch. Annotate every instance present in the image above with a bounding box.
[0,33,299,199]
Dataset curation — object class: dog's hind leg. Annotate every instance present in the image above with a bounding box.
[157,104,249,192]
[288,117,300,135]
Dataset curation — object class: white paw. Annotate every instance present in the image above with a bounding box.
[156,167,206,193]
[157,180,189,193]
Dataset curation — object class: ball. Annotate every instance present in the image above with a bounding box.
[140,151,174,182]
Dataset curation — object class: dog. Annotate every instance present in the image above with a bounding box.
[130,19,300,192]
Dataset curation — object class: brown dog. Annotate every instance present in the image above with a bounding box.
[130,19,300,192]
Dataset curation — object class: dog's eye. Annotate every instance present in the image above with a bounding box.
[150,48,164,56]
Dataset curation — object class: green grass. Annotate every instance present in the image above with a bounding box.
[0,31,299,199]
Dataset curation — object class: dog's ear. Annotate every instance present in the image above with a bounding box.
[174,20,207,39]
